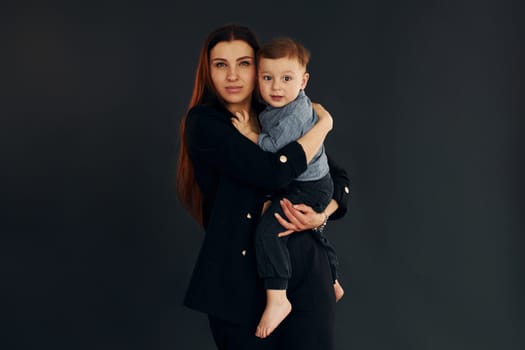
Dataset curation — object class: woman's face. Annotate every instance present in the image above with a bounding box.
[209,40,256,113]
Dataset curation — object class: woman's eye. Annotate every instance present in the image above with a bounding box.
[215,62,226,68]
[239,61,251,67]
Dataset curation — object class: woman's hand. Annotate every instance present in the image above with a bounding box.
[312,102,333,131]
[275,198,327,237]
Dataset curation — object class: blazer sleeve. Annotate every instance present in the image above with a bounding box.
[185,105,307,191]
[327,154,351,220]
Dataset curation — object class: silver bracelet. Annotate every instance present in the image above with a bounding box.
[312,212,329,233]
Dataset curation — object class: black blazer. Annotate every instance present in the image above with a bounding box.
[183,104,351,323]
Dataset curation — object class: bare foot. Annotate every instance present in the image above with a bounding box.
[334,280,345,302]
[255,293,292,338]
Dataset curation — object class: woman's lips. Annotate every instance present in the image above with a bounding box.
[225,86,242,93]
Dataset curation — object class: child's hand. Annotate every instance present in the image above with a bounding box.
[231,110,252,136]
[231,110,259,143]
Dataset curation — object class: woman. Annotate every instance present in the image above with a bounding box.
[176,24,351,350]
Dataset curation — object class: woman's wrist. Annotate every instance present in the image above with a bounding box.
[312,211,329,233]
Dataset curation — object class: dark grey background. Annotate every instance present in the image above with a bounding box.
[2,1,523,349]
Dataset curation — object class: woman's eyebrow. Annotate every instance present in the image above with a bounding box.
[210,56,254,62]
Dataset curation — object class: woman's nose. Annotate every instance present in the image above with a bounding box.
[227,68,238,81]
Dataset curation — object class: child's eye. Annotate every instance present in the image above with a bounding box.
[283,76,292,82]
[262,75,272,81]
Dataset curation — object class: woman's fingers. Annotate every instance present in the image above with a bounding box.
[280,199,305,228]
[283,198,311,225]
[277,229,294,238]
[291,203,314,214]
[283,198,325,230]
[274,212,296,237]
[274,212,296,230]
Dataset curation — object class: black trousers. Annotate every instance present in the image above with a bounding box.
[255,174,339,290]
[208,232,336,350]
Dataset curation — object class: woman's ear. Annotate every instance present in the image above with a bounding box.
[301,72,310,90]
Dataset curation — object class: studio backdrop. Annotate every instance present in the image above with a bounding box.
[3,1,523,349]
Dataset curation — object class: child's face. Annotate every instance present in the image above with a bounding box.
[258,56,309,108]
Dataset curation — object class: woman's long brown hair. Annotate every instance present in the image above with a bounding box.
[176,24,260,226]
